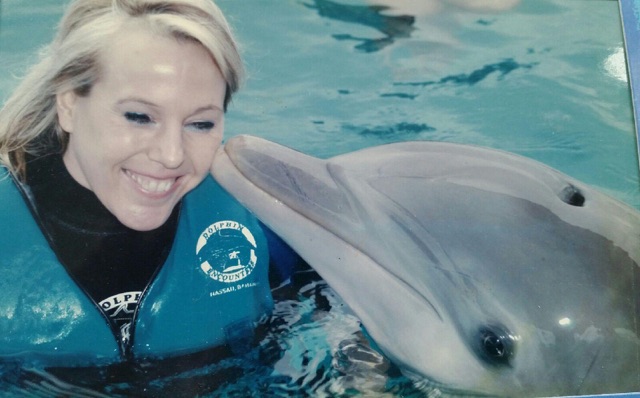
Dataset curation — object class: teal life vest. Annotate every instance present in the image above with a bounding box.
[0,170,273,367]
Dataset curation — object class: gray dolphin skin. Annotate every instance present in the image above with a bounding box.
[212,135,640,397]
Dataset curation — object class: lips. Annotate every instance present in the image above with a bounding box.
[125,169,177,194]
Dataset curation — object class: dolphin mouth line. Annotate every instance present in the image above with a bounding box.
[411,377,497,398]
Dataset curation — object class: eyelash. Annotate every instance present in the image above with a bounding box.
[124,112,152,125]
[187,121,215,132]
[124,112,215,132]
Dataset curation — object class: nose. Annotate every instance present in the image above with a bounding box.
[148,124,185,169]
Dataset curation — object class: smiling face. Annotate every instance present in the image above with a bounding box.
[57,23,226,231]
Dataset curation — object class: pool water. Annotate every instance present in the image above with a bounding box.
[1,0,639,397]
[223,0,639,209]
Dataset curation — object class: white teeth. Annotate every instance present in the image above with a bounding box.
[126,170,175,193]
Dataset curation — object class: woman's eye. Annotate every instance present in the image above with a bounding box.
[124,112,152,125]
[188,121,215,132]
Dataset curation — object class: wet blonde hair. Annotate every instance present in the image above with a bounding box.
[0,0,244,179]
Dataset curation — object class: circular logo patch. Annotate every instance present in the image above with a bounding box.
[196,220,258,283]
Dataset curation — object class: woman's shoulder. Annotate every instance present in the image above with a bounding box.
[184,174,257,222]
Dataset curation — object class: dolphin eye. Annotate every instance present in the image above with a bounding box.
[476,325,515,366]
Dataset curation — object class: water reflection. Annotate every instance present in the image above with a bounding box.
[304,0,520,53]
[303,0,415,52]
[393,58,538,87]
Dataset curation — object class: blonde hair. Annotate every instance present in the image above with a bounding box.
[0,0,244,179]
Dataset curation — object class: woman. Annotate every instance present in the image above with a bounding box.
[0,0,287,366]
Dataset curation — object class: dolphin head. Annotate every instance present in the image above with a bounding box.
[212,135,640,396]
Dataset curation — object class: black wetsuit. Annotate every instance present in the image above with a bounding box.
[24,153,179,355]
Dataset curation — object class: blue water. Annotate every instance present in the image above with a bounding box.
[1,0,639,396]
[223,0,640,209]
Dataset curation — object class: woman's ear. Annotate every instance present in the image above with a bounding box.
[56,90,78,133]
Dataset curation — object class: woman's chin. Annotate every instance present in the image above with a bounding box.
[115,206,175,232]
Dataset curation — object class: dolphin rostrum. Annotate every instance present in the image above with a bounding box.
[212,135,640,397]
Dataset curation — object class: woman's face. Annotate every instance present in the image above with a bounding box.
[58,23,226,231]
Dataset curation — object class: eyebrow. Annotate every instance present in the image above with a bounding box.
[116,98,223,115]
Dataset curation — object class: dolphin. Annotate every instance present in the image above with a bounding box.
[212,135,640,397]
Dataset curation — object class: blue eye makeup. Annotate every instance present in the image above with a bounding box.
[187,121,215,132]
[122,109,216,133]
[124,112,153,125]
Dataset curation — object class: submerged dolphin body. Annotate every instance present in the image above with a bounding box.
[212,135,640,397]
